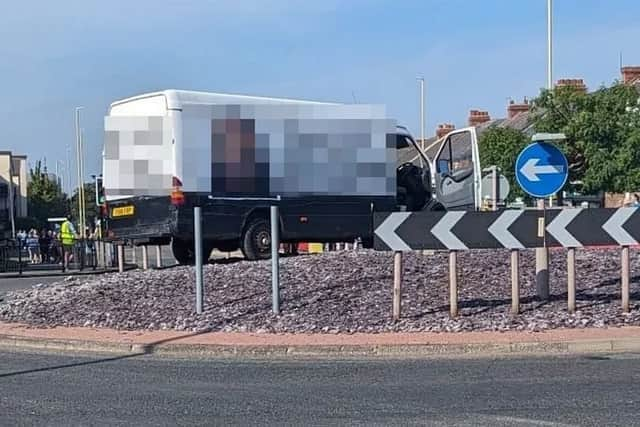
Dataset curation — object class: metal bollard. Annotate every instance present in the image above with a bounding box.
[271,206,280,315]
[142,245,149,270]
[567,248,576,314]
[156,245,163,268]
[194,207,204,314]
[117,245,124,273]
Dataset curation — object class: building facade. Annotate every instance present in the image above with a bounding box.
[0,151,28,238]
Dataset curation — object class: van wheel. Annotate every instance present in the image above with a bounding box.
[241,219,271,261]
[171,238,194,265]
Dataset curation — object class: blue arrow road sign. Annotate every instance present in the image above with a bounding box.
[515,142,568,198]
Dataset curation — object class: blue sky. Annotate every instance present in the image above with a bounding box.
[1,0,639,189]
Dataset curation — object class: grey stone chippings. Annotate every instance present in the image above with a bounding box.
[1,248,639,333]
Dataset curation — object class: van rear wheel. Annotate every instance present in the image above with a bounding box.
[171,238,194,265]
[241,219,272,261]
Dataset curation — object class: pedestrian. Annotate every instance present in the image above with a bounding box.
[26,230,40,264]
[48,231,58,264]
[60,215,77,272]
[632,194,640,207]
[39,228,51,264]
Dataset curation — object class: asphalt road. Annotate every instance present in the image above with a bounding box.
[1,350,640,426]
[0,276,61,301]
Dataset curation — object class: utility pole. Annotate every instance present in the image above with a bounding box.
[547,0,553,90]
[80,128,87,239]
[417,77,425,169]
[74,107,84,238]
[66,145,71,195]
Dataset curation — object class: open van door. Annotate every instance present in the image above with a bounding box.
[432,127,482,210]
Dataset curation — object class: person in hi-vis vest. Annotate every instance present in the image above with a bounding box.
[60,214,77,272]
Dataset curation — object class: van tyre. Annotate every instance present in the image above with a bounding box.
[241,218,272,261]
[171,238,194,265]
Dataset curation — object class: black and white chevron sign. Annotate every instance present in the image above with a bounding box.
[373,210,544,251]
[545,207,640,247]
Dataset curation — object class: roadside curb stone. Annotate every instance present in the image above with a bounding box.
[1,324,639,359]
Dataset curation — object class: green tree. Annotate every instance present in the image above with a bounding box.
[479,126,529,201]
[532,83,640,193]
[27,160,68,228]
[70,182,98,229]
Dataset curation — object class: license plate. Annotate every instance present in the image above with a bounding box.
[111,205,135,217]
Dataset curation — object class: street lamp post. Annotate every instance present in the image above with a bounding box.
[74,107,83,231]
[419,77,424,151]
[536,0,554,301]
[417,77,425,169]
[79,128,87,238]
[547,0,553,90]
[66,145,71,195]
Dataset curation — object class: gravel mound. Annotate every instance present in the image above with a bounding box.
[1,249,639,333]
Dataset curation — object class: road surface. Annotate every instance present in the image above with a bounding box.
[0,276,61,301]
[1,350,639,426]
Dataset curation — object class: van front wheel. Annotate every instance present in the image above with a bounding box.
[241,219,272,261]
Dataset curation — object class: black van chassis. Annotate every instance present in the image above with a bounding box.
[105,193,397,264]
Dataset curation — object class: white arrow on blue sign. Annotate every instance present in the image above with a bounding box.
[515,142,568,198]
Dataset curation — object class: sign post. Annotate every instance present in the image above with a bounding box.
[270,205,280,315]
[515,135,568,300]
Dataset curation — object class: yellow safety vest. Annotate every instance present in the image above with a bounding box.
[61,220,75,245]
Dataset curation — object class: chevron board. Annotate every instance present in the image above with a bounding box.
[545,207,640,248]
[374,208,640,251]
[373,210,544,251]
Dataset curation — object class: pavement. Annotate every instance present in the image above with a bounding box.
[2,322,640,359]
[1,349,640,426]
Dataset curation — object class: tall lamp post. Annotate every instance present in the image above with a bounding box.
[417,77,425,169]
[547,0,553,91]
[536,0,554,300]
[74,107,87,247]
[66,145,71,195]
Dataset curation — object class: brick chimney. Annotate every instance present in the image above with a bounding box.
[555,78,587,93]
[621,66,640,85]
[436,123,455,139]
[507,97,530,119]
[468,110,491,127]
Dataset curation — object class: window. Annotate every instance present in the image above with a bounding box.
[396,135,424,168]
[436,132,473,174]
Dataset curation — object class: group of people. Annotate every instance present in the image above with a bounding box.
[16,228,64,264]
[16,216,98,271]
